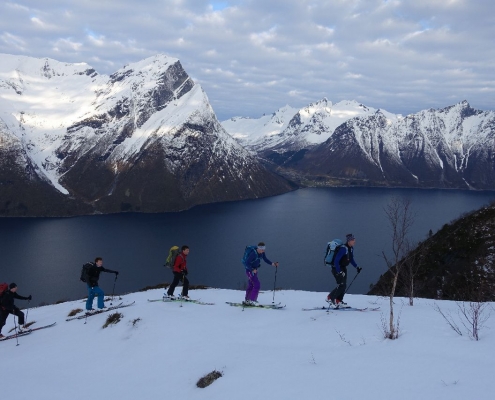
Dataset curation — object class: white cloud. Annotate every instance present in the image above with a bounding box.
[5,1,30,12]
[30,16,58,31]
[0,32,27,51]
[345,72,363,79]
[52,38,83,52]
[0,0,493,119]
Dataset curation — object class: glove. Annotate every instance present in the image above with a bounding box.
[183,270,188,276]
[115,271,119,276]
[338,271,345,278]
[356,267,362,274]
[28,295,32,301]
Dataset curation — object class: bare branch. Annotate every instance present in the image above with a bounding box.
[433,303,463,336]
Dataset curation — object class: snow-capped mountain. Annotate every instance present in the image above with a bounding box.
[221,104,298,147]
[0,54,293,216]
[223,98,495,189]
[292,102,495,189]
[222,98,381,153]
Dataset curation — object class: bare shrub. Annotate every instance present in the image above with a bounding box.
[433,303,462,336]
[8,320,36,333]
[380,303,404,339]
[434,301,491,340]
[68,308,83,317]
[24,321,36,328]
[336,330,352,346]
[102,312,123,329]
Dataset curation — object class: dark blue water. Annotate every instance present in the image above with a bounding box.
[1,187,494,306]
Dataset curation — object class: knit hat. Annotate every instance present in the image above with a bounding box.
[346,234,356,242]
[9,282,17,289]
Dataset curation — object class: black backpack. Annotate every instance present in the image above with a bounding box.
[80,262,95,283]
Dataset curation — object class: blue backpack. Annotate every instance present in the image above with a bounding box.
[324,239,345,266]
[242,245,258,266]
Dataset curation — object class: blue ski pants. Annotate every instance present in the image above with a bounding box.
[86,285,105,310]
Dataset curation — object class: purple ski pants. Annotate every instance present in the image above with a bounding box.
[245,270,260,301]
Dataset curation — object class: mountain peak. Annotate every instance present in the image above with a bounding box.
[0,53,293,216]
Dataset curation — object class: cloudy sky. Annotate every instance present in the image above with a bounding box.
[1,0,494,120]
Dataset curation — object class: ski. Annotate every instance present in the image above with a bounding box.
[226,301,286,309]
[0,330,31,342]
[28,322,57,331]
[148,298,215,305]
[302,306,380,312]
[0,322,56,342]
[66,301,135,321]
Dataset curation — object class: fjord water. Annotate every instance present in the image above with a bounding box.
[2,187,494,306]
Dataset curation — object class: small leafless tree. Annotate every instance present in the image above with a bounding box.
[457,300,490,340]
[434,301,491,340]
[382,197,414,339]
[433,261,492,340]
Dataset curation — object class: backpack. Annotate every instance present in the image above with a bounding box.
[242,245,258,266]
[164,246,180,269]
[0,282,8,298]
[80,262,95,283]
[324,239,345,266]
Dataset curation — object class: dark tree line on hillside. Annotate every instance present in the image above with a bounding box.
[369,202,495,303]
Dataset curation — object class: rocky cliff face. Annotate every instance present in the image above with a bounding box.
[0,54,293,216]
[0,119,91,216]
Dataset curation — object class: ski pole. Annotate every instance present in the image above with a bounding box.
[180,273,185,308]
[110,275,117,305]
[344,271,360,295]
[13,315,19,346]
[272,265,278,304]
[25,300,30,325]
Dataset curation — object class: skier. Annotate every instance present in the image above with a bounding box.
[0,283,32,339]
[242,242,279,306]
[165,245,190,300]
[84,257,119,313]
[326,234,362,308]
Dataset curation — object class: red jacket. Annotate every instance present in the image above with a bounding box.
[173,252,187,274]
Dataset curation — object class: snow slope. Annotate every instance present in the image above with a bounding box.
[222,104,298,143]
[1,288,494,400]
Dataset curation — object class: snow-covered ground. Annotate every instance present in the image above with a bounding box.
[1,288,494,400]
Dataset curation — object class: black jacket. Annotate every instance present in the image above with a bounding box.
[86,265,117,286]
[1,290,29,311]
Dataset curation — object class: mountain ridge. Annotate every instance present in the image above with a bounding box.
[0,53,294,216]
[222,99,495,189]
